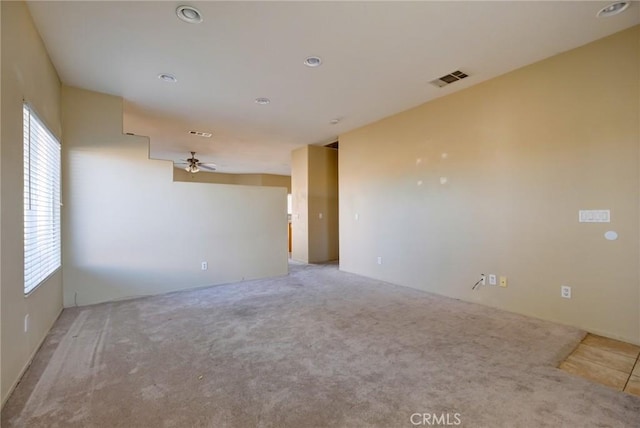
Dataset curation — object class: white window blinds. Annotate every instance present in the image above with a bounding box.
[23,104,61,294]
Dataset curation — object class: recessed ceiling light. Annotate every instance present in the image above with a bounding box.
[597,2,629,17]
[304,56,322,67]
[158,73,177,83]
[255,97,271,105]
[176,5,203,24]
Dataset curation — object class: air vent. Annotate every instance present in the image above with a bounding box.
[189,130,212,138]
[429,70,469,88]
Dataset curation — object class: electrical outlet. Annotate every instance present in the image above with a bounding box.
[561,285,571,299]
[24,314,29,333]
[480,274,486,286]
[499,276,508,288]
[201,261,208,271]
[377,256,383,265]
[488,274,497,286]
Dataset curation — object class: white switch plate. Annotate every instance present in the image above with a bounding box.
[488,274,497,286]
[24,314,29,333]
[377,256,383,265]
[579,210,610,223]
[561,285,571,299]
[318,213,323,219]
[201,261,208,271]
[354,213,359,220]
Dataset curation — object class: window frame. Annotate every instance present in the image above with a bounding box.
[23,103,62,295]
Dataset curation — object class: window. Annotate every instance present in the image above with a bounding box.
[23,104,61,294]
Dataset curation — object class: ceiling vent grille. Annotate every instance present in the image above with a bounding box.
[429,70,469,88]
[189,130,212,138]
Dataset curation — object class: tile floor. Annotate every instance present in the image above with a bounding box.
[560,333,640,396]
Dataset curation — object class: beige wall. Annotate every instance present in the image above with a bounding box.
[291,145,339,263]
[62,86,288,307]
[308,146,339,263]
[174,169,291,193]
[1,1,63,405]
[339,26,640,344]
[260,174,292,193]
[1,2,3,406]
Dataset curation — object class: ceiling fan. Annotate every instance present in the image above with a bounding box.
[177,151,216,173]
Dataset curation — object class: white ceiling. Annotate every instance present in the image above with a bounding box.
[27,1,639,175]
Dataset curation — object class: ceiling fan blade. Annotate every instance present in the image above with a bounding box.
[199,164,217,171]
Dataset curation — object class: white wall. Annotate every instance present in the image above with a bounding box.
[291,146,308,262]
[62,86,288,306]
[339,26,640,344]
[1,0,63,405]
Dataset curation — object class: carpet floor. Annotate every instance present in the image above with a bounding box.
[2,262,639,427]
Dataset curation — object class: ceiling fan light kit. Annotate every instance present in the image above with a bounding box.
[179,151,216,173]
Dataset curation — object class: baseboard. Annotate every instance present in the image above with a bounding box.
[1,307,64,410]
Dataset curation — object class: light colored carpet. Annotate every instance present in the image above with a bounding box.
[2,262,639,427]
